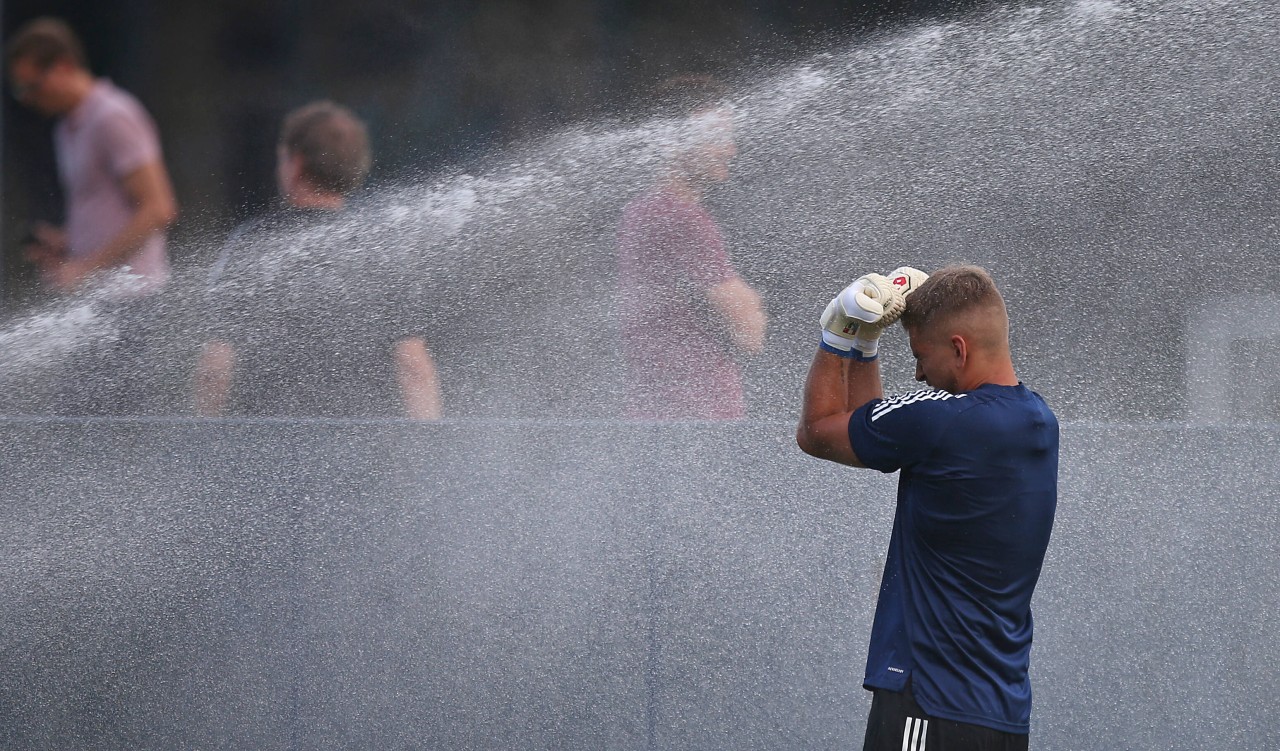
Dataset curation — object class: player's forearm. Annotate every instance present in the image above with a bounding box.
[801,347,882,413]
[801,348,848,417]
[193,340,235,416]
[709,277,766,354]
[844,357,883,413]
[797,349,851,453]
[730,304,766,353]
[395,338,443,420]
[797,347,879,465]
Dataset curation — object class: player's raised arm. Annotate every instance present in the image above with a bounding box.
[796,267,928,466]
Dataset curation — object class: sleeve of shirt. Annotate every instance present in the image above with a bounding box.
[201,220,261,343]
[848,390,959,473]
[97,106,163,179]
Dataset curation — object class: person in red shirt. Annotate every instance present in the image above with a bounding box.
[616,75,766,419]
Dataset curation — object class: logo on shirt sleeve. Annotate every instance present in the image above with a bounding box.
[870,389,965,422]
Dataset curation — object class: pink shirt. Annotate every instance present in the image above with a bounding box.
[54,80,169,290]
[616,187,745,419]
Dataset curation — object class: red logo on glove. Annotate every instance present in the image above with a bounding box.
[892,275,908,288]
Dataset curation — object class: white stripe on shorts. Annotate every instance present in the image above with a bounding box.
[901,716,929,751]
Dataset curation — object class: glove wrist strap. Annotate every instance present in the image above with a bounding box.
[850,333,880,359]
[820,330,878,361]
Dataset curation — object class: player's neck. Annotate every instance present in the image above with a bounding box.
[287,186,345,211]
[959,360,1019,391]
[55,70,96,115]
[662,174,703,203]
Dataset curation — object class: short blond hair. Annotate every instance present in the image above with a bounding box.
[901,265,1007,332]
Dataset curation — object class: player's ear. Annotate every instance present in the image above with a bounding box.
[951,334,967,366]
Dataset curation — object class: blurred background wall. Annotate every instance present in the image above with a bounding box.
[1,0,988,307]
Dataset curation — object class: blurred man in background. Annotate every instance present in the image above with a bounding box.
[6,17,179,414]
[616,74,766,420]
[6,16,177,294]
[194,100,442,419]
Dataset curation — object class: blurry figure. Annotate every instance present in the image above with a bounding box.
[6,17,179,415]
[616,74,766,419]
[6,17,177,293]
[193,101,442,419]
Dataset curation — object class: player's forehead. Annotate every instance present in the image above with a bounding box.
[904,322,939,351]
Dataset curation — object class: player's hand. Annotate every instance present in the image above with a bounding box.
[819,273,905,360]
[846,266,929,358]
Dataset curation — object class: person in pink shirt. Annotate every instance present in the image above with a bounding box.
[616,75,766,419]
[7,17,178,415]
[7,17,177,295]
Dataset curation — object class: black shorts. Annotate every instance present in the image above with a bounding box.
[862,684,1029,751]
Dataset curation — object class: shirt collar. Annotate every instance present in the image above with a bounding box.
[62,79,112,132]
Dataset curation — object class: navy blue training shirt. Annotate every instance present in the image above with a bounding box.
[848,383,1058,734]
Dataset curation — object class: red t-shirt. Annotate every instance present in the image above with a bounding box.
[616,187,745,419]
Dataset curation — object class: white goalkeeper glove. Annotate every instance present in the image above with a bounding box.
[845,266,930,358]
[886,266,929,300]
[819,273,905,361]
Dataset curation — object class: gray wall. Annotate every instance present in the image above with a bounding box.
[1,420,1275,749]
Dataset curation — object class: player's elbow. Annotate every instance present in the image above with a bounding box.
[155,197,179,228]
[796,419,866,467]
[139,198,177,232]
[795,423,822,458]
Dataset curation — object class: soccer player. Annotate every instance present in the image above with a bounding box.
[796,265,1058,751]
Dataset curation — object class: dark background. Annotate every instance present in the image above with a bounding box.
[1,0,990,307]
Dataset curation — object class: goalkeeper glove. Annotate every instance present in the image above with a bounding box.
[819,273,905,361]
[847,266,930,359]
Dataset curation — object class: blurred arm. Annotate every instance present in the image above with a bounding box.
[25,222,68,273]
[53,161,178,290]
[395,337,443,421]
[707,277,766,354]
[193,340,236,417]
[795,348,881,467]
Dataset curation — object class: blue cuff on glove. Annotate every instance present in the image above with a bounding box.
[819,339,877,361]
